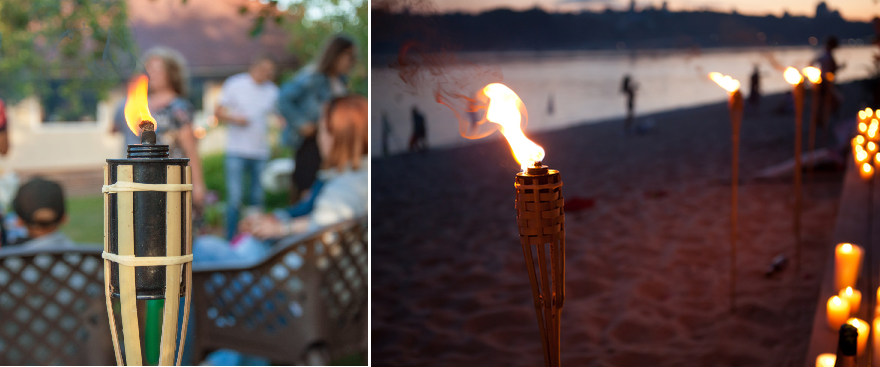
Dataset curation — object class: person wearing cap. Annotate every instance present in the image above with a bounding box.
[8,178,75,248]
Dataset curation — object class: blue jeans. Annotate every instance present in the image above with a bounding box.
[225,156,267,240]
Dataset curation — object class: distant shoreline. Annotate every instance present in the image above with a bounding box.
[371,44,874,67]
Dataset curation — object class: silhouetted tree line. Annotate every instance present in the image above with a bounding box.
[372,2,872,54]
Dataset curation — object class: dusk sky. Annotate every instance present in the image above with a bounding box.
[430,0,879,22]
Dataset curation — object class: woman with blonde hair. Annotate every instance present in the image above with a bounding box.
[142,47,207,206]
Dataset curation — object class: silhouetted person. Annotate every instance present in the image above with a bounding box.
[382,112,392,156]
[409,106,427,152]
[748,64,761,112]
[621,75,637,133]
[813,36,843,140]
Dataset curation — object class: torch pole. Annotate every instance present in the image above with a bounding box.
[807,81,820,183]
[793,82,804,273]
[729,90,743,313]
[516,164,564,367]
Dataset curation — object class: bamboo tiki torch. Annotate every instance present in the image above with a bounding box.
[479,83,564,367]
[104,75,193,366]
[785,67,804,272]
[709,72,742,313]
[803,66,822,183]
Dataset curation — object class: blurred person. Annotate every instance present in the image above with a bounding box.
[0,98,9,156]
[241,95,368,240]
[748,64,761,112]
[812,36,845,146]
[621,74,637,134]
[409,105,427,152]
[0,98,10,247]
[278,34,356,202]
[7,178,75,248]
[382,111,392,156]
[214,55,280,240]
[143,47,206,207]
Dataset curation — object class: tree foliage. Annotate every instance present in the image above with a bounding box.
[0,0,135,120]
[247,0,367,96]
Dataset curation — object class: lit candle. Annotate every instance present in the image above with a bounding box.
[860,122,869,133]
[869,141,878,153]
[861,162,874,180]
[847,317,869,355]
[839,287,862,314]
[835,243,863,291]
[828,296,851,330]
[815,353,835,367]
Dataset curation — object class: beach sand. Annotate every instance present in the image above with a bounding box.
[372,83,864,366]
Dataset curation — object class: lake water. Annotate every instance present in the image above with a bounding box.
[371,45,878,156]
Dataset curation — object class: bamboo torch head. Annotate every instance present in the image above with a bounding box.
[102,74,194,366]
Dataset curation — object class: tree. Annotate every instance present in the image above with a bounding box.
[0,0,135,120]
[245,0,368,96]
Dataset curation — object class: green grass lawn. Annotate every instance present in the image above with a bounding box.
[63,194,104,245]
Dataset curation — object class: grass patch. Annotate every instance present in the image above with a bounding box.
[63,194,104,245]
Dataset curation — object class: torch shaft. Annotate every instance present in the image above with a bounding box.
[522,243,552,367]
[516,169,564,367]
[729,90,743,313]
[794,83,804,272]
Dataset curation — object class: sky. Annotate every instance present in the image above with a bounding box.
[429,0,879,22]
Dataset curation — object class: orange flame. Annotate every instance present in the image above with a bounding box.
[481,83,545,171]
[708,72,740,93]
[783,67,803,85]
[802,67,822,84]
[124,74,156,136]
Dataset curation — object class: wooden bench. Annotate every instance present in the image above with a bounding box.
[0,245,115,365]
[804,159,880,365]
[191,217,368,365]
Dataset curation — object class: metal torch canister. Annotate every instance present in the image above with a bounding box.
[103,126,193,366]
[105,138,190,299]
[515,162,565,367]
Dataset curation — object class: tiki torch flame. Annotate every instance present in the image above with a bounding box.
[708,72,740,93]
[784,67,803,85]
[124,74,156,136]
[482,83,545,171]
[802,67,822,84]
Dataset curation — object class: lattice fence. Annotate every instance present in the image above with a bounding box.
[0,247,114,365]
[193,217,368,364]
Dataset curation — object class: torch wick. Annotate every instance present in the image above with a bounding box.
[534,161,542,168]
[139,120,155,132]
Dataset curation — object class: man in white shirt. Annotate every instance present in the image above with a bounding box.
[215,55,280,239]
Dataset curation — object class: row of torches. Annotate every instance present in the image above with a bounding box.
[711,68,880,367]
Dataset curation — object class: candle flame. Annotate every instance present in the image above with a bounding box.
[856,147,868,162]
[857,135,866,145]
[869,142,877,153]
[868,108,874,117]
[863,162,873,175]
[860,122,868,133]
[481,83,545,171]
[817,354,836,367]
[832,296,842,305]
[802,66,822,84]
[124,74,156,136]
[783,67,803,85]
[846,287,854,296]
[842,243,852,252]
[708,72,740,93]
[860,110,867,120]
